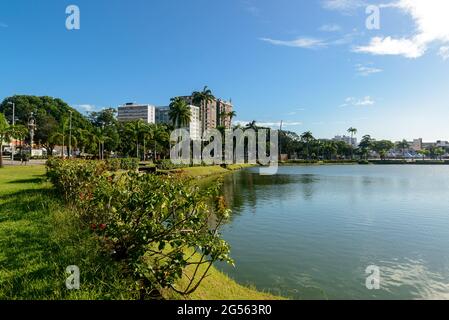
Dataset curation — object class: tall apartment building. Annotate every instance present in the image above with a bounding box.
[178,96,234,132]
[333,135,357,147]
[117,103,156,123]
[155,105,201,141]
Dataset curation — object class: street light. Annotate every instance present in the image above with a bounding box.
[7,102,15,164]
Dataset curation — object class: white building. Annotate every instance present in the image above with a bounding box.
[333,135,357,147]
[117,103,156,123]
[156,105,201,141]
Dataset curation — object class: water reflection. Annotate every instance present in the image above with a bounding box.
[218,165,449,299]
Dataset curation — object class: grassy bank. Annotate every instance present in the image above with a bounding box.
[0,165,280,300]
[179,164,255,178]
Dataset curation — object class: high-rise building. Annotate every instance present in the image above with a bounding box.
[117,103,156,123]
[155,105,201,141]
[178,96,234,132]
[410,138,423,151]
[333,135,357,147]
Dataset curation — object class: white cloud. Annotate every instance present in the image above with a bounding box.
[322,0,366,13]
[319,24,342,32]
[438,46,449,60]
[354,36,425,58]
[73,104,97,113]
[355,0,449,59]
[260,32,359,49]
[340,96,375,107]
[260,37,327,49]
[355,63,383,76]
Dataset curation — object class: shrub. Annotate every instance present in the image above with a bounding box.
[105,158,121,171]
[120,158,139,171]
[46,159,232,298]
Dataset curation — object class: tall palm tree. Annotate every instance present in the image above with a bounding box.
[75,128,91,156]
[125,120,146,159]
[0,113,10,168]
[192,86,215,131]
[300,131,315,160]
[347,127,357,159]
[169,97,192,128]
[227,111,237,122]
[93,127,110,160]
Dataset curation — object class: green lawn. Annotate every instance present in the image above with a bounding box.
[0,165,281,300]
[0,166,136,299]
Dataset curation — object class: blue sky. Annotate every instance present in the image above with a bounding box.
[1,0,448,141]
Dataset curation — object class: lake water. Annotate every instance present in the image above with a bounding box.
[217,165,449,299]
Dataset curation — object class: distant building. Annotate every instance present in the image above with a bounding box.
[333,135,357,147]
[178,96,234,132]
[156,105,201,141]
[436,140,449,148]
[117,103,156,123]
[410,138,423,151]
[155,106,170,124]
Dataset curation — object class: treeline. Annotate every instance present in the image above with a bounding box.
[279,131,448,161]
[0,95,172,161]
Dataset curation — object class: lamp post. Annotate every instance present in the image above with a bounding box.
[7,102,15,164]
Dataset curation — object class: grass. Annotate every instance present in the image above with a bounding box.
[0,165,136,299]
[165,252,282,300]
[0,165,282,300]
[180,164,255,178]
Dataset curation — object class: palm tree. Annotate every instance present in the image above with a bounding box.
[0,113,10,168]
[358,135,373,160]
[75,128,91,156]
[300,131,315,160]
[347,127,357,159]
[169,97,192,128]
[192,86,215,131]
[124,120,146,159]
[93,127,110,160]
[226,111,237,128]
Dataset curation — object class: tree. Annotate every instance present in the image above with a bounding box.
[372,140,394,160]
[396,139,410,157]
[227,111,237,123]
[169,97,192,128]
[11,125,29,157]
[358,135,373,160]
[124,120,146,159]
[89,108,120,152]
[300,131,315,160]
[0,96,92,156]
[192,86,215,131]
[347,127,357,159]
[0,113,10,168]
[417,149,429,160]
[321,141,338,160]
